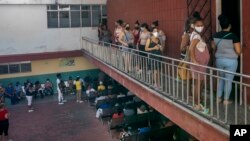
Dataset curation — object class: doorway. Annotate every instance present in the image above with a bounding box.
[221,0,242,100]
[221,0,241,75]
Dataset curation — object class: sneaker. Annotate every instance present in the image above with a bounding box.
[76,100,79,103]
[62,100,67,103]
[58,102,64,105]
[79,100,83,103]
[28,109,34,112]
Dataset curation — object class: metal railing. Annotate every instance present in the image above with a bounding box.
[81,37,250,130]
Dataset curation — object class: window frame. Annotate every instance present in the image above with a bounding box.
[47,4,106,28]
[0,61,32,75]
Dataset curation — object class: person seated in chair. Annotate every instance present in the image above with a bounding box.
[86,85,96,97]
[137,105,148,114]
[35,81,44,99]
[44,79,53,95]
[97,81,106,93]
[112,108,124,119]
[123,105,135,116]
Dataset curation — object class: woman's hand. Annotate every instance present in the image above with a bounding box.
[154,45,160,50]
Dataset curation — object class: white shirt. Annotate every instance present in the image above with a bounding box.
[56,78,60,90]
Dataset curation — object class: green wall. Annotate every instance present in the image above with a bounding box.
[0,69,100,90]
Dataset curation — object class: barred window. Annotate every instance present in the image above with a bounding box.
[47,4,107,28]
[0,62,32,75]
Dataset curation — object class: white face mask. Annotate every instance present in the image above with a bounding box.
[195,26,204,33]
[140,27,145,31]
[152,32,159,38]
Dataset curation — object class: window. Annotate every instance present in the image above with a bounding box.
[0,62,32,75]
[59,11,70,27]
[102,5,107,16]
[9,64,20,74]
[71,5,81,27]
[81,5,91,27]
[47,4,106,28]
[92,5,101,27]
[21,63,32,72]
[0,65,8,75]
[47,12,58,28]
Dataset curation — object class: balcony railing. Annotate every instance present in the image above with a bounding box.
[81,37,250,130]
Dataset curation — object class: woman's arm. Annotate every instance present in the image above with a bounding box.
[234,42,241,55]
[118,32,128,46]
[5,113,9,119]
[211,40,216,49]
[189,39,200,64]
[145,39,159,51]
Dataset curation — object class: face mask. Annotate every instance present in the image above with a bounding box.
[134,26,139,30]
[152,32,159,38]
[140,27,145,31]
[195,26,204,33]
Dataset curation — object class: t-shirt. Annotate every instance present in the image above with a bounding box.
[123,109,135,116]
[97,85,106,91]
[212,31,240,59]
[56,78,60,90]
[75,81,82,90]
[112,113,124,118]
[0,109,8,121]
[5,87,14,95]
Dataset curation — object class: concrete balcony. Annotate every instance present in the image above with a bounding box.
[81,37,250,141]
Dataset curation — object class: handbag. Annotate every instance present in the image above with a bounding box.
[178,50,191,80]
[124,32,135,49]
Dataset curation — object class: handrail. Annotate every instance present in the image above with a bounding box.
[82,37,250,78]
[81,37,250,130]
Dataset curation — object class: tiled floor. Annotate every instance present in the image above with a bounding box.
[7,95,117,141]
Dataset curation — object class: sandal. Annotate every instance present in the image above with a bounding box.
[193,104,202,111]
[217,97,222,103]
[223,100,233,105]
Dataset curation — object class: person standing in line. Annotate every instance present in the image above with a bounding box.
[145,29,162,87]
[114,19,124,45]
[151,20,166,53]
[180,18,193,60]
[26,83,35,113]
[137,23,151,74]
[100,24,112,46]
[132,20,141,46]
[56,73,66,105]
[118,23,134,73]
[0,103,11,141]
[211,14,241,105]
[189,12,210,111]
[75,76,83,103]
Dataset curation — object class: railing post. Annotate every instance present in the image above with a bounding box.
[210,69,214,116]
[172,60,175,99]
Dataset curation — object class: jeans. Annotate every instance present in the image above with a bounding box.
[57,88,64,103]
[216,58,238,100]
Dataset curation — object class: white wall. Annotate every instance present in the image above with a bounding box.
[0,4,100,55]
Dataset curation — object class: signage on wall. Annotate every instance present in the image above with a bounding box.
[59,58,75,67]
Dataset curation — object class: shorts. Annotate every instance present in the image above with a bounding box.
[26,96,33,106]
[0,120,9,136]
